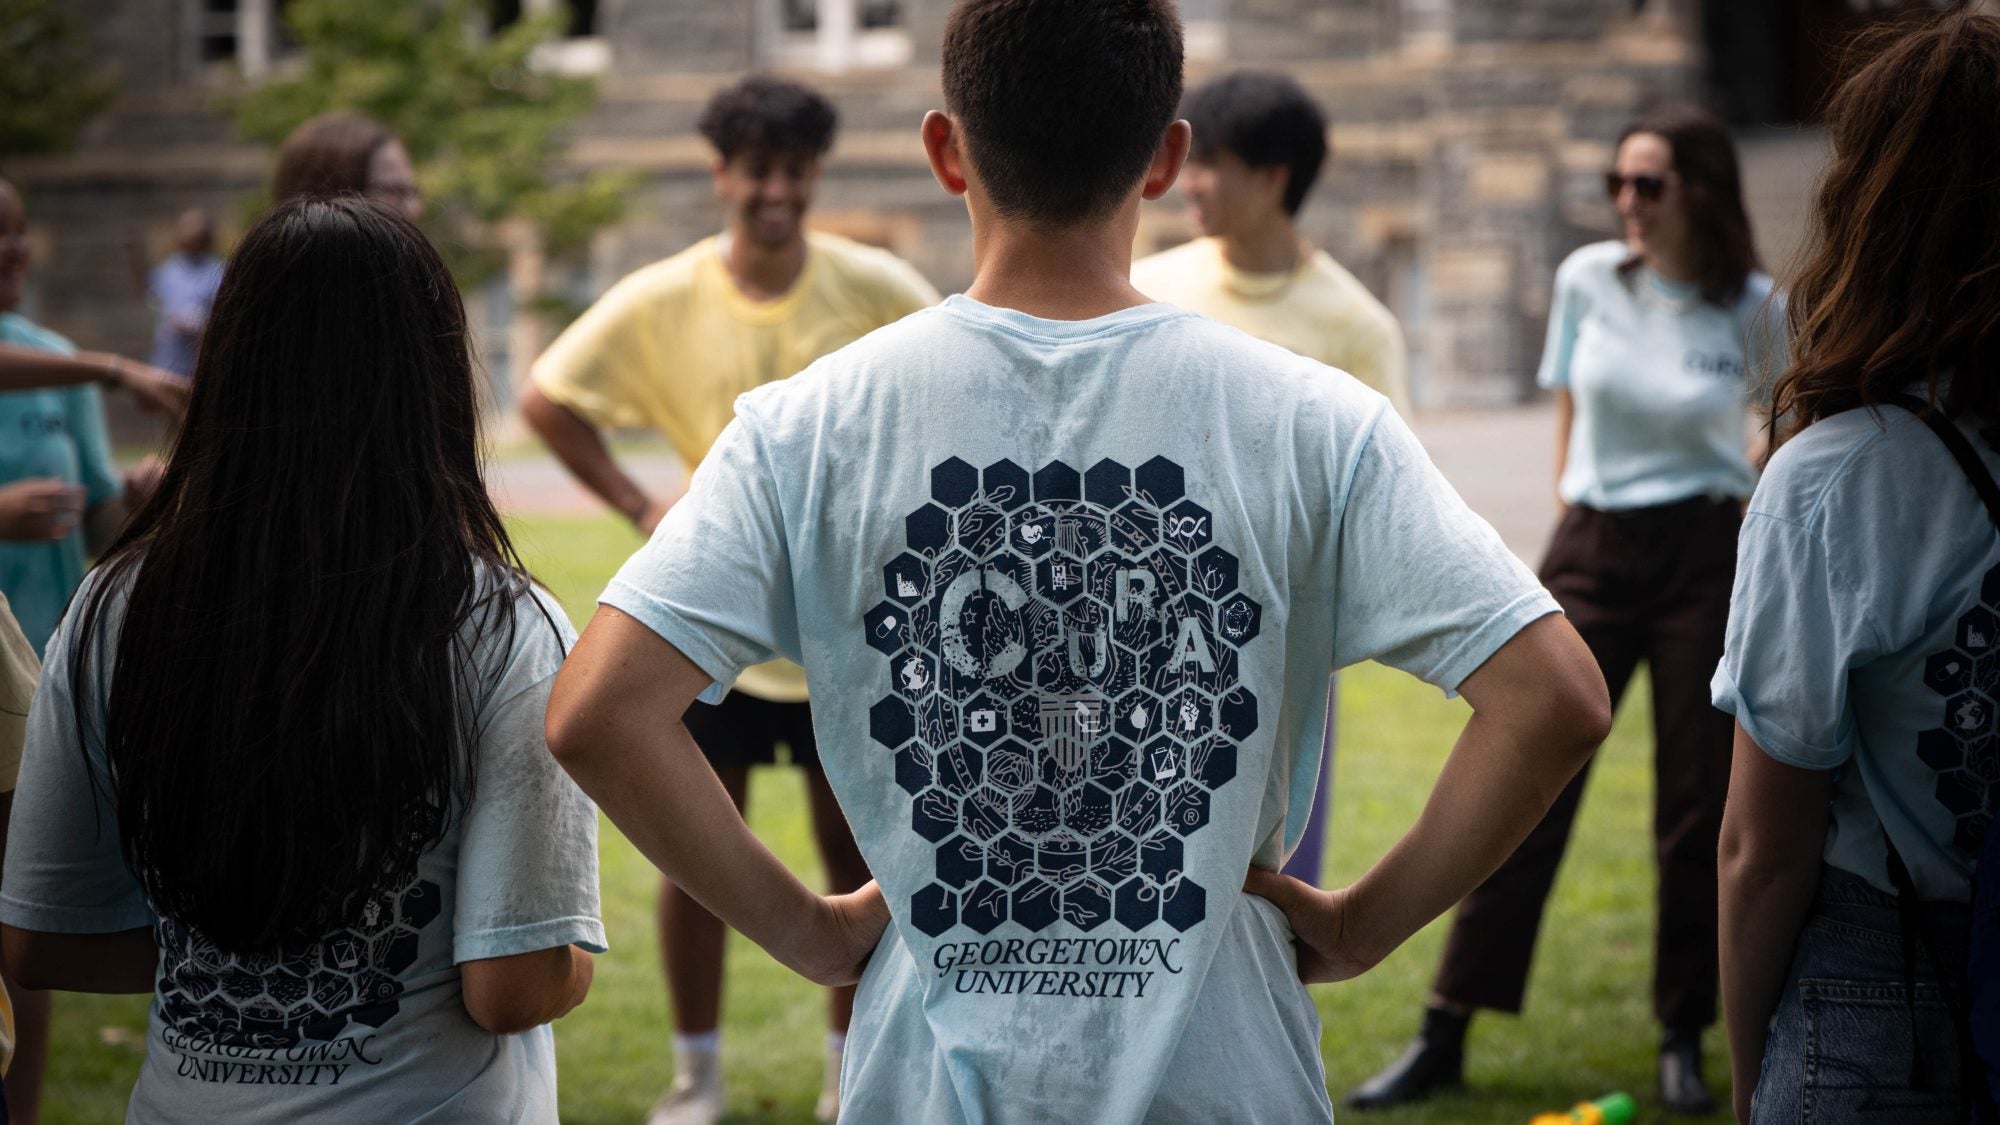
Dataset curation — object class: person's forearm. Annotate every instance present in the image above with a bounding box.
[1552,389,1574,507]
[0,345,118,392]
[520,386,653,524]
[549,676,829,975]
[1719,830,1820,1106]
[1342,703,1598,962]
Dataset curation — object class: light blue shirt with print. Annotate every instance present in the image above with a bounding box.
[603,295,1559,1124]
[1,577,607,1122]
[1538,241,1783,511]
[0,312,120,657]
[1713,401,2000,902]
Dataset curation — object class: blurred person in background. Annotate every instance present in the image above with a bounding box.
[521,74,936,1125]
[1349,104,1781,1116]
[0,173,168,1125]
[143,209,223,380]
[1717,11,2000,1121]
[1133,68,1411,895]
[271,112,424,220]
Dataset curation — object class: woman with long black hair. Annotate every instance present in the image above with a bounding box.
[1719,11,2000,1121]
[0,196,603,1121]
[1350,104,1780,1115]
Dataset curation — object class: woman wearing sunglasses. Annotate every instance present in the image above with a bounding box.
[1348,103,1780,1116]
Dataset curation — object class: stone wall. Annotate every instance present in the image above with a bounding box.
[15,0,1701,424]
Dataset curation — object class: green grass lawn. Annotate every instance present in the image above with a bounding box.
[40,513,1731,1124]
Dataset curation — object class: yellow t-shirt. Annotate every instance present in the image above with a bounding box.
[0,591,32,1073]
[533,230,939,702]
[1132,236,1413,417]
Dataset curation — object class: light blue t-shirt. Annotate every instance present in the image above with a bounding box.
[1713,401,2000,902]
[0,576,607,1123]
[604,295,1559,1124]
[1538,241,1783,511]
[147,253,224,377]
[0,312,121,657]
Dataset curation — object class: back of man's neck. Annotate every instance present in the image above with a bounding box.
[964,219,1150,321]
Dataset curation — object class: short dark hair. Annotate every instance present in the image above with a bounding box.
[697,75,838,160]
[1184,70,1327,216]
[942,0,1184,225]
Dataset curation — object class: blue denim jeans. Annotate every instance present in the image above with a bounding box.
[1751,865,1969,1124]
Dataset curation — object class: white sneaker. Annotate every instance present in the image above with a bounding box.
[814,1046,842,1123]
[645,1050,723,1125]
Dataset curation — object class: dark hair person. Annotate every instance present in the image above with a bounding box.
[1351,103,1781,1115]
[1717,11,2000,1121]
[271,112,424,220]
[0,197,603,1122]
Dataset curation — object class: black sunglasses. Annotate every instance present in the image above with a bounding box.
[1604,172,1671,202]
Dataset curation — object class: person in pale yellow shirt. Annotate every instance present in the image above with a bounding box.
[1133,70,1412,896]
[520,75,937,1125]
[0,593,35,1089]
[1132,71,1412,418]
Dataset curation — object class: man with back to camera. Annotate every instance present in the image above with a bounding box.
[544,3,1611,1122]
[520,75,939,1125]
[1133,69,1413,890]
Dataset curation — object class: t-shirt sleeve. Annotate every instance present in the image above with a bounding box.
[65,387,121,508]
[1329,406,1560,692]
[1534,259,1588,392]
[529,273,669,432]
[0,596,36,793]
[453,596,607,962]
[599,409,798,703]
[0,610,152,934]
[1711,511,1874,770]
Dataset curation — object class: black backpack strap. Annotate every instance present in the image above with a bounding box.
[1888,393,2000,530]
[1886,393,2000,1121]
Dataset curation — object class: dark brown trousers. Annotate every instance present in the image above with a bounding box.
[1431,497,1740,1035]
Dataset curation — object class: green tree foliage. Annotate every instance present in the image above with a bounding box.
[232,0,627,295]
[0,0,117,157]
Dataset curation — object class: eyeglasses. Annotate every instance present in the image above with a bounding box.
[1604,172,1672,202]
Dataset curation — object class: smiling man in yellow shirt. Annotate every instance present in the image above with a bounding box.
[521,75,937,1125]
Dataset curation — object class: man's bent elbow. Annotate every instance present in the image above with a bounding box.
[542,666,596,769]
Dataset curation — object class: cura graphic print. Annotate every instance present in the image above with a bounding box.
[865,457,1262,937]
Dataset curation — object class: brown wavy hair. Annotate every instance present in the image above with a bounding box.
[270,112,396,203]
[1613,103,1760,307]
[1773,9,2000,436]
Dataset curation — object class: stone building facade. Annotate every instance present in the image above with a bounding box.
[16,0,1715,416]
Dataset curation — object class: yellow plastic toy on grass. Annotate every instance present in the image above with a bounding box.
[1529,1092,1637,1125]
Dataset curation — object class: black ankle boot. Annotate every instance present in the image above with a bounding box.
[1344,1007,1468,1110]
[1658,1031,1716,1116]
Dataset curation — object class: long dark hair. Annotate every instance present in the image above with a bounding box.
[1614,104,1760,307]
[1773,9,2000,435]
[270,113,395,202]
[70,197,547,954]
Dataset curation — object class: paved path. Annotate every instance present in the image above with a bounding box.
[489,400,1561,566]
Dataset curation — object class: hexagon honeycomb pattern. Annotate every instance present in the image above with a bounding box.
[155,874,441,1048]
[868,457,1262,937]
[1918,562,2000,851]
